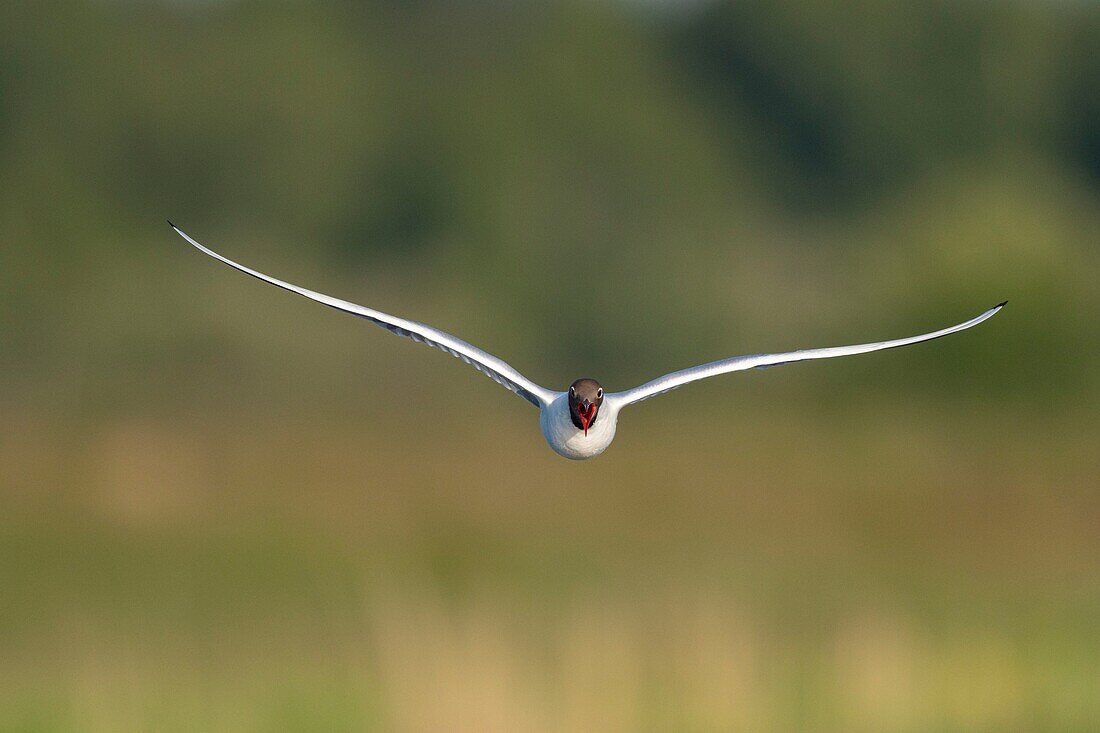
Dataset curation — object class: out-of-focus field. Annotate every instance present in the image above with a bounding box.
[2,0,1099,730]
[3,404,1099,731]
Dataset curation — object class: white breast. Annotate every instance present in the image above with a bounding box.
[539,393,619,460]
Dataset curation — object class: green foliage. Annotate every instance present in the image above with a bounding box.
[1,0,1097,405]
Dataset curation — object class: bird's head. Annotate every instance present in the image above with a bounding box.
[567,378,604,436]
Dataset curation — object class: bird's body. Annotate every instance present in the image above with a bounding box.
[170,223,1005,461]
[540,391,619,460]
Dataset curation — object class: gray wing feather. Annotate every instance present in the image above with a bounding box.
[611,303,1006,407]
[171,223,554,407]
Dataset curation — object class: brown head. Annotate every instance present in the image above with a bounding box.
[567,378,604,435]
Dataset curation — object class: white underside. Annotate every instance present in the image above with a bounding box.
[539,393,619,460]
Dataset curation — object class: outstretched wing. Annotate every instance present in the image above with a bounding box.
[170,223,555,407]
[610,303,1006,407]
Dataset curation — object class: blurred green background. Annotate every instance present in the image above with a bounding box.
[2,1,1099,730]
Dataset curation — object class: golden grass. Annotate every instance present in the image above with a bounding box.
[1,403,1098,731]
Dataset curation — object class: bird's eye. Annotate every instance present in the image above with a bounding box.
[597,388,603,398]
[569,386,575,397]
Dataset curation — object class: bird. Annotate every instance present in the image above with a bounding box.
[170,223,1005,460]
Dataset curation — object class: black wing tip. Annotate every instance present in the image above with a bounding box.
[167,219,178,230]
[995,300,1008,309]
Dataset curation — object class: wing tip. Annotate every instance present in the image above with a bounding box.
[995,300,1007,309]
[168,220,200,249]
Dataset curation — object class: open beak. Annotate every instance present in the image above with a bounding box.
[577,399,596,436]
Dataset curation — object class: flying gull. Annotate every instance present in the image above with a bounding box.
[171,223,1004,460]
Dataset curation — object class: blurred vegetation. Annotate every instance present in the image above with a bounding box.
[1,0,1098,730]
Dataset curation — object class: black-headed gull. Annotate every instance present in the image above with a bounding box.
[171,223,1005,460]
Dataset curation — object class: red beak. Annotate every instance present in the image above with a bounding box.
[577,400,595,436]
